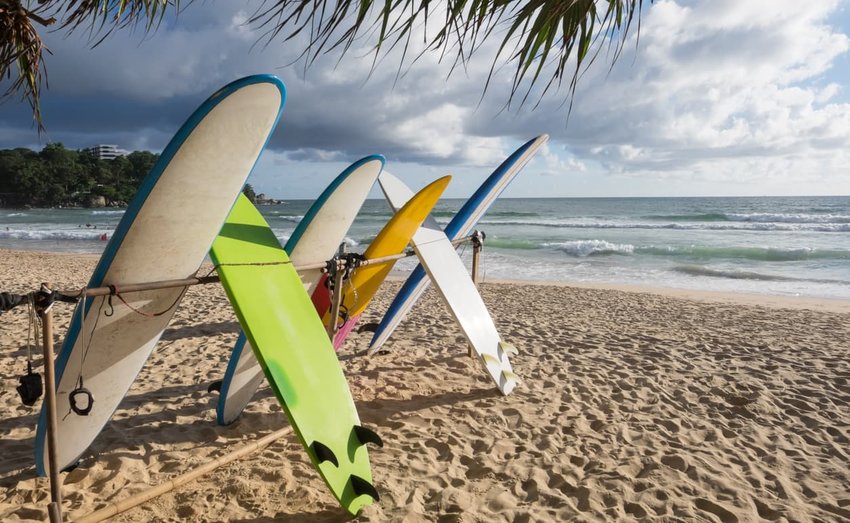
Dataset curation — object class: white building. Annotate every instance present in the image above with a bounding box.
[86,144,130,160]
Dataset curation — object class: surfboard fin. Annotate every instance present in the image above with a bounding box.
[481,353,500,366]
[358,322,380,333]
[353,425,384,447]
[350,475,380,501]
[207,380,222,393]
[501,370,521,383]
[498,342,518,356]
[311,441,339,467]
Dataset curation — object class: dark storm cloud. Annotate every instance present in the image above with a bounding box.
[1,0,848,191]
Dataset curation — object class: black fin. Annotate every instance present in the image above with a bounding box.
[350,475,380,501]
[353,425,384,447]
[311,441,339,467]
[207,380,222,393]
[61,460,81,473]
[357,322,380,333]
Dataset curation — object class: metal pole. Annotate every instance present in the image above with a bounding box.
[326,244,347,341]
[39,284,63,522]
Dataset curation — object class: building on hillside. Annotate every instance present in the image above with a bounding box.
[85,144,130,160]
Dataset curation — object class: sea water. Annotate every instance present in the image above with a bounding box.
[2,196,849,299]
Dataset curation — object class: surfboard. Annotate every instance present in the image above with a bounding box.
[321,176,451,349]
[368,135,548,354]
[211,194,381,515]
[215,156,384,426]
[378,172,519,394]
[35,75,286,476]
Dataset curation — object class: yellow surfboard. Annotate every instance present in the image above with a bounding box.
[321,176,450,343]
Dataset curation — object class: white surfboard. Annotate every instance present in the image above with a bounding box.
[378,172,518,395]
[368,135,548,353]
[215,156,383,425]
[35,75,286,475]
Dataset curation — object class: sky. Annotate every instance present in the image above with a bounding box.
[1,0,849,199]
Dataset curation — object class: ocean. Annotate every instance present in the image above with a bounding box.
[2,196,849,299]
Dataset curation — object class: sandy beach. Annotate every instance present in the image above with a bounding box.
[1,248,849,522]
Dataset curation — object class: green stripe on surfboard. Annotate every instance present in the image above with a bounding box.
[210,194,377,515]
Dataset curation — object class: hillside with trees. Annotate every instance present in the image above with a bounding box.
[0,144,158,208]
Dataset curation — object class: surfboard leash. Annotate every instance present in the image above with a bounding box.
[107,284,188,319]
[16,294,44,406]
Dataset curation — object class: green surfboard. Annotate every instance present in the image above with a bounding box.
[210,194,380,515]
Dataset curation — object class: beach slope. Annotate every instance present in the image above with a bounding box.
[1,249,848,521]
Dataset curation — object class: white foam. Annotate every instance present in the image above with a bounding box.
[478,218,850,233]
[0,229,109,241]
[724,212,850,224]
[543,240,635,257]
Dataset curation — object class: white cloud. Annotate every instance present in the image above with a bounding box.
[3,0,849,196]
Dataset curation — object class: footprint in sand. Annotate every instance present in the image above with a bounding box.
[694,497,738,523]
[660,454,688,472]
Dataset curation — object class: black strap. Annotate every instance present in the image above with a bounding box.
[70,382,94,416]
[0,292,26,313]
[16,361,43,406]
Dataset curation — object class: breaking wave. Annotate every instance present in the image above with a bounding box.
[543,240,635,257]
[673,265,850,285]
[0,229,110,241]
[477,218,850,233]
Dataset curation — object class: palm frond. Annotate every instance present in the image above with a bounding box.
[0,0,55,132]
[1,0,179,133]
[4,0,645,131]
[252,0,646,109]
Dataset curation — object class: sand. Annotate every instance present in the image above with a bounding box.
[1,248,849,522]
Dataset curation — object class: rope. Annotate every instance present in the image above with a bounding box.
[111,286,187,319]
[213,260,293,269]
[26,293,40,367]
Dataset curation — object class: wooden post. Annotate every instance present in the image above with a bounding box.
[326,243,346,341]
[469,231,484,357]
[39,285,63,523]
[471,231,482,286]
[74,427,291,523]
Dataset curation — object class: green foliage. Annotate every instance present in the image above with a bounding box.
[0,144,158,208]
[243,183,257,203]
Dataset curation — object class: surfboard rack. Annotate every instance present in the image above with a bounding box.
[15,232,485,522]
[353,425,384,447]
[350,475,380,501]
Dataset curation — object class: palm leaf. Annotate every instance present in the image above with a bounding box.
[4,0,646,131]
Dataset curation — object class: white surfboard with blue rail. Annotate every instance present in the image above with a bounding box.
[378,172,522,394]
[367,135,548,356]
[35,75,286,475]
[215,156,383,425]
